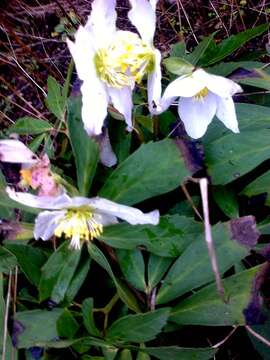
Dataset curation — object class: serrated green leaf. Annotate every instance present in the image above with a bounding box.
[170,266,260,326]
[147,255,172,291]
[67,96,99,195]
[106,308,170,343]
[82,298,101,337]
[117,249,146,292]
[143,346,216,360]
[8,117,53,135]
[4,243,48,286]
[46,76,65,120]
[88,243,141,313]
[39,242,81,303]
[99,215,203,257]
[241,170,270,205]
[14,309,64,348]
[186,34,215,65]
[199,24,269,66]
[156,223,248,304]
[99,139,189,205]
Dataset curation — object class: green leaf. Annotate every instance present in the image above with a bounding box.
[67,96,99,195]
[238,73,270,90]
[14,309,64,348]
[147,255,172,291]
[199,24,269,66]
[99,139,189,205]
[117,249,146,292]
[143,346,216,360]
[46,75,65,120]
[7,117,53,135]
[208,61,263,77]
[170,266,260,326]
[205,130,270,185]
[4,243,48,286]
[170,41,186,57]
[99,215,203,257]
[212,185,239,218]
[0,171,13,218]
[64,257,91,304]
[0,188,39,215]
[39,242,81,303]
[82,298,101,337]
[0,246,17,273]
[106,308,170,343]
[88,243,141,313]
[241,170,270,205]
[57,309,79,339]
[163,57,194,76]
[156,223,248,304]
[186,34,215,65]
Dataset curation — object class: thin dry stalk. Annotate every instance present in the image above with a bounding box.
[199,178,226,302]
[2,271,12,360]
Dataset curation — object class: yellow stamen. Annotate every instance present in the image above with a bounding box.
[94,31,155,89]
[20,169,33,186]
[54,209,103,248]
[194,87,209,100]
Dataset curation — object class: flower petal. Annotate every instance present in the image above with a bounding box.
[34,210,66,240]
[67,26,95,80]
[216,96,240,133]
[148,49,162,114]
[98,129,117,167]
[85,0,117,48]
[157,72,206,114]
[128,0,156,45]
[0,139,38,164]
[81,79,109,136]
[88,197,160,225]
[178,92,217,139]
[6,187,73,209]
[204,72,243,97]
[108,86,133,131]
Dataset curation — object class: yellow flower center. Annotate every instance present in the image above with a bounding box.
[194,87,209,100]
[94,31,155,88]
[54,209,103,247]
[20,169,33,186]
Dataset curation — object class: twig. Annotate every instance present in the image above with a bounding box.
[176,0,198,44]
[181,183,203,220]
[246,325,270,347]
[199,178,226,302]
[2,271,12,360]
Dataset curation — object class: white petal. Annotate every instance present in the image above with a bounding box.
[99,129,117,167]
[84,0,117,48]
[67,26,95,80]
[148,49,162,114]
[80,80,109,136]
[88,197,160,225]
[178,92,217,139]
[128,0,156,45]
[0,139,38,164]
[216,96,240,133]
[93,213,118,226]
[204,72,243,98]
[108,86,133,131]
[34,210,66,240]
[6,187,73,209]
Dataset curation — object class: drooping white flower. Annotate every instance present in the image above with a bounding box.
[155,68,243,139]
[0,140,60,196]
[6,188,159,250]
[67,0,161,136]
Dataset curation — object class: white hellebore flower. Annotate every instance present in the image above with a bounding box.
[67,0,161,136]
[6,188,159,250]
[157,68,243,139]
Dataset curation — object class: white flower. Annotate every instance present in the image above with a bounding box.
[156,68,243,139]
[67,0,161,136]
[6,188,160,250]
[0,140,60,196]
